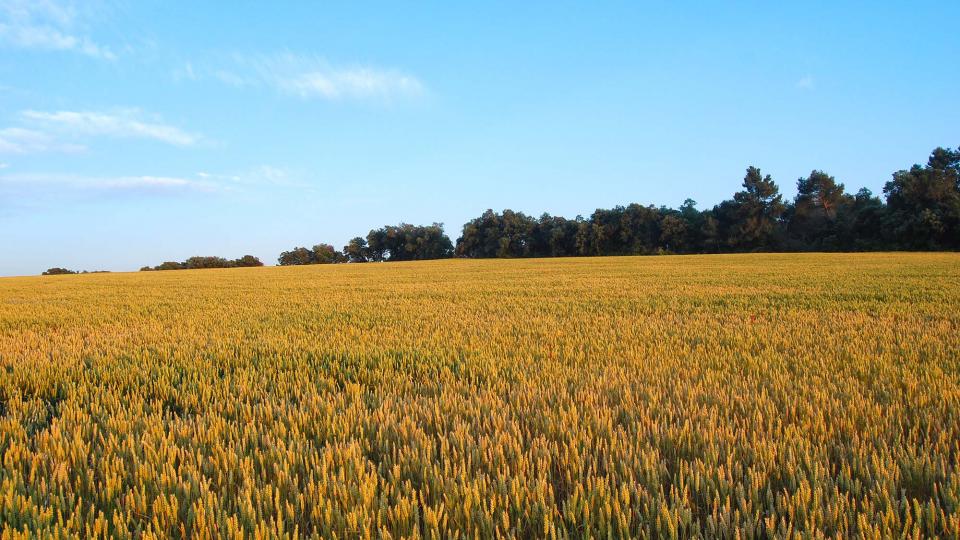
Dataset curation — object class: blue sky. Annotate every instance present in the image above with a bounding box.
[1,1,957,276]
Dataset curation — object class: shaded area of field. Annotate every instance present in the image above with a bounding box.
[1,253,958,538]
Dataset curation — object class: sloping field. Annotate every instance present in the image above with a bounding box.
[1,253,958,538]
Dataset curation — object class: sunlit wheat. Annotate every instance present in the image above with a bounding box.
[0,253,957,538]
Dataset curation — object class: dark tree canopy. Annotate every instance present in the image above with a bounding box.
[42,267,77,275]
[882,148,960,250]
[365,223,453,262]
[135,145,958,276]
[141,255,263,271]
[235,255,265,267]
[278,224,453,265]
[277,248,314,266]
[313,244,348,264]
[343,237,370,263]
[453,146,959,258]
[724,167,786,251]
[277,245,347,265]
[42,268,110,275]
[785,171,853,250]
[456,210,538,258]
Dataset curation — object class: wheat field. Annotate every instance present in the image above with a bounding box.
[0,253,957,538]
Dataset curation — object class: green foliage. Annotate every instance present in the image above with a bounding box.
[343,237,370,262]
[726,166,787,250]
[183,256,234,269]
[457,209,539,258]
[785,170,854,250]
[234,255,265,267]
[283,226,453,266]
[41,267,76,275]
[42,268,110,275]
[277,247,315,266]
[312,244,347,264]
[141,256,263,271]
[277,245,347,265]
[883,147,960,249]
[454,147,960,257]
[134,145,960,275]
[363,223,453,262]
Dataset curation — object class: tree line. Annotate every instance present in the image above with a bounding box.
[140,255,264,271]
[40,146,958,274]
[279,223,454,265]
[279,146,959,264]
[42,268,111,275]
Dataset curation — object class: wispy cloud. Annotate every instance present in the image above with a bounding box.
[0,127,85,154]
[0,0,114,59]
[213,69,248,88]
[173,61,198,82]
[244,165,301,185]
[195,171,239,182]
[195,165,306,189]
[0,165,302,196]
[181,53,426,102]
[22,109,202,146]
[796,75,815,90]
[0,171,216,192]
[98,175,198,190]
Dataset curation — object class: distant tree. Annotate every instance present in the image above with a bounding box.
[365,229,389,262]
[787,170,852,250]
[659,214,690,253]
[277,247,315,266]
[456,210,536,258]
[409,223,455,260]
[574,204,667,256]
[677,199,711,252]
[155,261,185,271]
[183,256,235,269]
[343,237,370,262]
[234,255,264,267]
[42,267,76,275]
[580,207,618,255]
[141,255,260,271]
[369,223,453,261]
[882,147,960,249]
[699,212,721,253]
[277,244,347,265]
[495,211,536,257]
[312,244,347,264]
[795,171,849,221]
[839,188,887,250]
[574,218,601,256]
[724,166,786,251]
[530,214,581,257]
[620,204,665,254]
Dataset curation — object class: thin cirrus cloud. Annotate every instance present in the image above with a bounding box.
[178,53,426,102]
[1,166,296,196]
[0,171,216,193]
[0,127,86,154]
[21,109,202,147]
[195,165,307,189]
[0,0,115,59]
